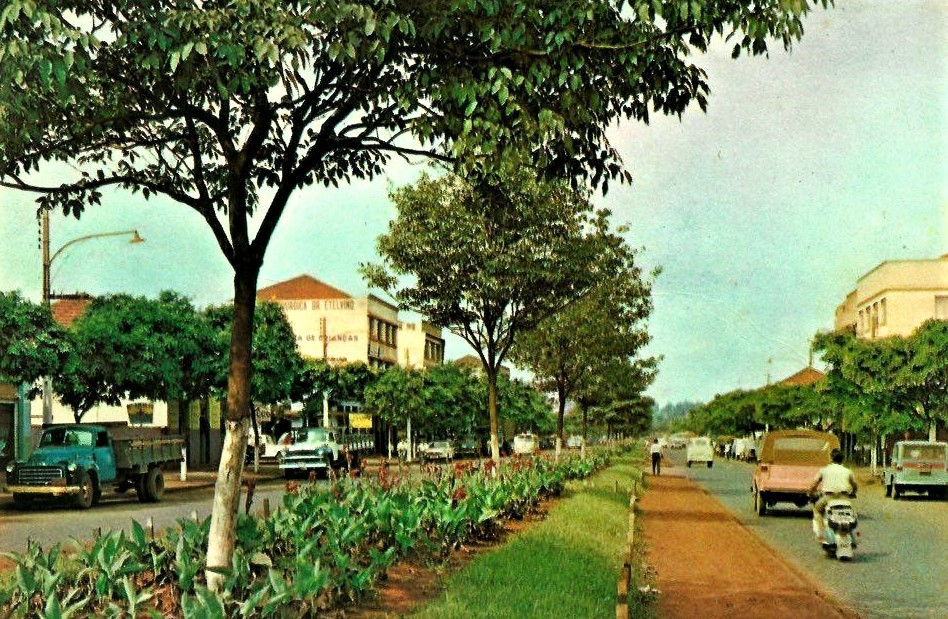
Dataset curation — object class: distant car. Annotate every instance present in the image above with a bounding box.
[420,440,455,462]
[883,440,948,500]
[686,437,714,468]
[566,435,583,449]
[732,437,760,462]
[513,433,538,455]
[456,437,481,458]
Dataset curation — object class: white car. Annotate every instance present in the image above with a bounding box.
[420,440,455,461]
[513,433,538,455]
[686,437,714,468]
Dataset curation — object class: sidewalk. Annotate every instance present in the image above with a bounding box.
[637,469,860,619]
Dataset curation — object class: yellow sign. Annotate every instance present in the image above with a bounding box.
[350,413,373,429]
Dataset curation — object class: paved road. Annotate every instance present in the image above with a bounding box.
[0,478,288,555]
[666,449,948,619]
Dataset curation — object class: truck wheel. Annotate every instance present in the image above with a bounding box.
[135,475,150,502]
[754,490,767,516]
[885,480,892,497]
[707,461,713,469]
[75,470,95,509]
[91,473,102,505]
[12,493,32,510]
[145,467,165,502]
[686,461,692,468]
[892,484,902,500]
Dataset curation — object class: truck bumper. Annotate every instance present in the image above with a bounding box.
[5,484,80,497]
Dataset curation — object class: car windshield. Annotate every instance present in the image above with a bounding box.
[769,436,833,464]
[40,428,94,447]
[690,438,710,447]
[292,428,328,443]
[905,445,947,460]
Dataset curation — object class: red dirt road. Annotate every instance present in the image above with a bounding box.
[638,473,861,619]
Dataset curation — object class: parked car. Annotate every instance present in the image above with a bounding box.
[566,435,583,449]
[752,429,839,516]
[883,440,948,500]
[456,437,481,458]
[686,437,714,468]
[513,433,538,455]
[245,431,292,463]
[732,437,760,462]
[420,439,456,462]
[278,426,370,479]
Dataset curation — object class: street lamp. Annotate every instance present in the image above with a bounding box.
[40,210,146,423]
[41,211,145,304]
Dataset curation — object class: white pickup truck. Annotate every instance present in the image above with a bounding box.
[277,426,372,479]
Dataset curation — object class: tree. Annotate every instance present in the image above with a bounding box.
[0,0,829,587]
[422,363,482,439]
[363,365,428,456]
[0,291,69,388]
[364,169,631,461]
[56,292,217,421]
[510,254,655,452]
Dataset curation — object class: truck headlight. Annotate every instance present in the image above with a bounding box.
[66,462,78,472]
[5,462,14,474]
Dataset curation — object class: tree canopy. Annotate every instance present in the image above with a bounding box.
[510,250,656,448]
[363,168,632,460]
[0,290,69,387]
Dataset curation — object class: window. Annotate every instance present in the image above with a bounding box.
[879,298,886,325]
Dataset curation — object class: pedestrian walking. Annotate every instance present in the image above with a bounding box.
[650,438,663,475]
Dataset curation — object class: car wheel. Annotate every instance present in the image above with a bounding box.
[74,470,95,510]
[754,490,766,517]
[884,480,892,497]
[892,484,902,500]
[707,461,713,469]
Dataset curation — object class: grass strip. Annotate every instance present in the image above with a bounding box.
[410,452,648,619]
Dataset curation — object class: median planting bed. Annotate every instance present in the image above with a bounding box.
[0,447,624,618]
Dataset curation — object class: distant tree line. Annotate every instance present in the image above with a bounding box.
[667,320,948,462]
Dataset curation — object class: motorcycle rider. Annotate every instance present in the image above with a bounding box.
[808,449,858,542]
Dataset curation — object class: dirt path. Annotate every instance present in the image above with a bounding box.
[638,472,861,619]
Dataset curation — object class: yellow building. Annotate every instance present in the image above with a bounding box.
[257,275,444,368]
[834,255,948,339]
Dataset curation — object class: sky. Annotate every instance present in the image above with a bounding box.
[0,0,945,407]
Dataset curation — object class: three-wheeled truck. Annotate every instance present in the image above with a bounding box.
[4,424,184,509]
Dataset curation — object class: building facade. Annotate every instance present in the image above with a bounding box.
[834,255,948,339]
[257,274,445,368]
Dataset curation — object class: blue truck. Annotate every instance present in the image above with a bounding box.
[4,424,184,509]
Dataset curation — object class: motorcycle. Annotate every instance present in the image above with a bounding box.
[812,494,858,561]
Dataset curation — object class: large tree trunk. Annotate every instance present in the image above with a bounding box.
[205,268,257,592]
[488,368,500,463]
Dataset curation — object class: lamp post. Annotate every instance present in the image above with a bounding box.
[40,209,146,423]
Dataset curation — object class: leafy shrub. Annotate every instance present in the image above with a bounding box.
[0,446,619,617]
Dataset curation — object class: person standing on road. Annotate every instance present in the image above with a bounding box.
[808,449,858,541]
[650,439,664,475]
